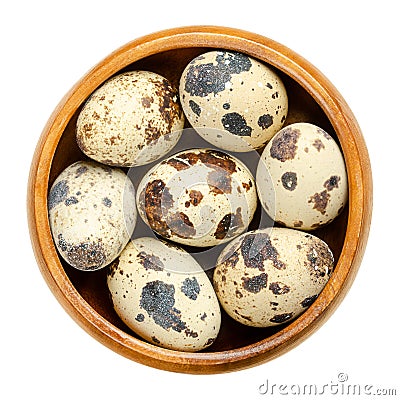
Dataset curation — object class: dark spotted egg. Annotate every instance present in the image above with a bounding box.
[48,161,136,271]
[76,71,184,167]
[107,237,221,352]
[179,51,288,152]
[256,123,348,230]
[136,148,258,247]
[213,227,334,328]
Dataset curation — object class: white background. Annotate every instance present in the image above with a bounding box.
[2,1,399,399]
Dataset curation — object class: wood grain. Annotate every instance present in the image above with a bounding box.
[27,26,372,374]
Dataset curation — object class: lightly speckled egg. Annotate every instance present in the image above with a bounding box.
[48,161,137,271]
[107,237,221,352]
[179,50,288,152]
[213,227,334,328]
[136,148,258,247]
[76,71,185,167]
[256,122,348,230]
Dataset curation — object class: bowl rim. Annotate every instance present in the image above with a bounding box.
[27,25,372,374]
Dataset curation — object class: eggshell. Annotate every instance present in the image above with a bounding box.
[179,50,288,152]
[107,237,221,351]
[76,71,184,167]
[136,148,258,247]
[48,161,136,271]
[256,122,348,230]
[213,227,334,327]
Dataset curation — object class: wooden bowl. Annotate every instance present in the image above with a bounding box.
[27,26,372,374]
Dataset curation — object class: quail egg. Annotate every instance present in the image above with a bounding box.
[136,148,258,247]
[179,50,288,152]
[48,161,136,271]
[76,71,184,167]
[107,237,221,351]
[213,227,334,327]
[256,122,348,230]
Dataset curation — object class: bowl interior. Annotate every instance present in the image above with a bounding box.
[47,47,348,353]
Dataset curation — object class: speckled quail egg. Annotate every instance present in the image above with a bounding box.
[76,71,184,167]
[136,148,258,247]
[213,227,334,328]
[48,161,136,271]
[179,50,288,152]
[256,122,348,230]
[107,237,221,352]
